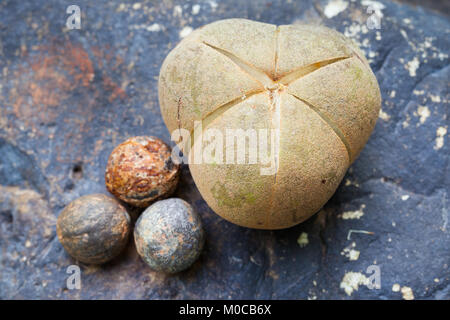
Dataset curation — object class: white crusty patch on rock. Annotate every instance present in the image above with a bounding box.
[344,23,366,39]
[429,94,441,103]
[416,106,430,124]
[341,242,360,261]
[340,272,369,296]
[340,204,366,220]
[406,57,420,77]
[192,4,201,15]
[361,0,385,17]
[173,5,182,17]
[297,232,309,248]
[392,284,415,299]
[324,0,348,18]
[342,22,373,61]
[208,0,218,10]
[179,26,193,38]
[401,286,415,300]
[132,24,162,32]
[146,23,161,32]
[345,178,360,187]
[379,109,391,121]
[376,31,382,41]
[438,52,448,61]
[399,33,444,67]
[434,126,447,150]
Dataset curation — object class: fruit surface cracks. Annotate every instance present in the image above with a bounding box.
[159,19,381,229]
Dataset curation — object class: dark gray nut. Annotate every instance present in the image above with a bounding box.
[56,194,131,264]
[134,198,205,273]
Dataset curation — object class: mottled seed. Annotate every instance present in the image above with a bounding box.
[105,136,180,207]
[134,198,205,273]
[56,194,131,264]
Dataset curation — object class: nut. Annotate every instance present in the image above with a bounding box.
[134,198,205,273]
[105,136,180,207]
[158,19,381,229]
[56,194,131,264]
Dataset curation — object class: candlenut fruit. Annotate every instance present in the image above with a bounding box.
[134,198,204,273]
[158,19,381,229]
[105,136,180,208]
[57,194,131,264]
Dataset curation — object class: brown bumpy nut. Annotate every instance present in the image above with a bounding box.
[105,136,180,207]
[56,194,131,264]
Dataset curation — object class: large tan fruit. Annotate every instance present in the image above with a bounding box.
[158,19,381,229]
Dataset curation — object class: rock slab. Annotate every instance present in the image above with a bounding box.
[0,0,448,299]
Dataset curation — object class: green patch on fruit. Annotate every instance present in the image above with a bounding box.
[185,54,202,117]
[351,65,363,80]
[211,181,257,208]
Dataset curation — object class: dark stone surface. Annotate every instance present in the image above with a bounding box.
[0,0,448,299]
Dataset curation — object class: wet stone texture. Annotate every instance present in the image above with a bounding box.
[0,0,448,299]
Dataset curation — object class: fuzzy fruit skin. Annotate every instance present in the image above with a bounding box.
[105,136,180,208]
[134,198,205,273]
[56,194,131,264]
[158,19,381,229]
